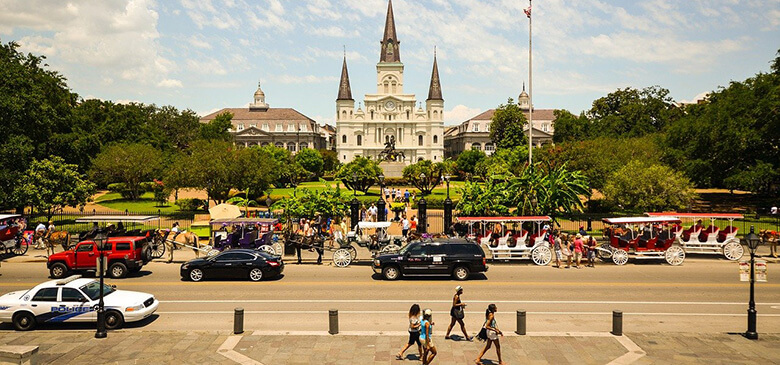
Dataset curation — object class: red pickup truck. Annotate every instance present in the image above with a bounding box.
[47,237,151,279]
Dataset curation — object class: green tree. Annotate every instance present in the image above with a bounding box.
[162,152,191,201]
[602,160,697,212]
[587,86,681,138]
[20,156,95,220]
[200,111,234,141]
[234,147,276,199]
[551,109,589,143]
[475,146,529,180]
[295,148,324,177]
[456,178,512,217]
[489,98,528,150]
[319,149,341,174]
[402,160,446,195]
[272,181,348,222]
[185,140,235,204]
[256,145,307,188]
[508,163,590,218]
[90,143,163,200]
[723,161,779,195]
[335,156,382,193]
[455,150,486,178]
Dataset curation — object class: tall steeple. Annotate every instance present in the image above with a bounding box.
[337,53,353,101]
[427,48,442,101]
[379,0,400,63]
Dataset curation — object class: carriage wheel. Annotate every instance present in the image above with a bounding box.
[348,245,358,261]
[665,245,685,266]
[273,242,284,257]
[380,244,401,254]
[531,245,552,266]
[597,243,613,261]
[333,248,352,268]
[207,249,220,257]
[258,245,276,255]
[11,238,28,256]
[722,240,744,261]
[150,240,165,259]
[612,249,629,266]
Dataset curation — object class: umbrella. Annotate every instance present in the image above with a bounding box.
[209,203,242,220]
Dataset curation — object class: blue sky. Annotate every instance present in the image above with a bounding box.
[1,0,778,125]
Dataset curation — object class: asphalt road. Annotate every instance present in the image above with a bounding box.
[1,249,779,335]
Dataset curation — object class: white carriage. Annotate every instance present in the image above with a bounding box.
[646,212,745,261]
[602,216,686,266]
[456,216,553,266]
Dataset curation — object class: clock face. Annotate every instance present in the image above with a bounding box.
[385,101,395,110]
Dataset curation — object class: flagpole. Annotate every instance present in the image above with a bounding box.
[528,0,533,165]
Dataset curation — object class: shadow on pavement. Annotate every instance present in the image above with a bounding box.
[370,273,487,281]
[0,314,159,331]
[178,274,286,282]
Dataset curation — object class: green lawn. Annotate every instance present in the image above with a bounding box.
[266,181,465,203]
[96,192,180,214]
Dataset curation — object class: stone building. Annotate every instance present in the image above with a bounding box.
[336,0,445,164]
[200,83,329,153]
[444,86,555,158]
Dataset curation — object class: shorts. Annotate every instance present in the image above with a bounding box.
[487,329,499,341]
[408,331,421,346]
[588,250,595,260]
[574,252,582,260]
[555,250,563,260]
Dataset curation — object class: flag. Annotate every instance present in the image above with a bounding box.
[524,6,531,18]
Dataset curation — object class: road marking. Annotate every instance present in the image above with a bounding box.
[159,299,780,306]
[2,281,778,288]
[155,310,780,317]
[218,335,263,365]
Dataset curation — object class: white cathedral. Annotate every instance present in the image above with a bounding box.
[336,0,445,164]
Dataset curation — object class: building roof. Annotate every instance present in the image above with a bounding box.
[201,108,315,122]
[469,108,556,122]
[380,0,401,63]
[337,56,353,101]
[427,53,443,101]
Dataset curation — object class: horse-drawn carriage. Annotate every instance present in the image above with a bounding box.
[75,215,164,259]
[0,214,28,256]
[645,212,744,261]
[209,218,282,256]
[456,216,554,266]
[601,216,686,266]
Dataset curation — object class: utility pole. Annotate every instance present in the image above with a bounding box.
[527,0,533,165]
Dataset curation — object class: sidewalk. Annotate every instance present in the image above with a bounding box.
[0,330,777,364]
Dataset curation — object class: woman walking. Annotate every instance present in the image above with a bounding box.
[420,309,437,364]
[475,304,504,365]
[396,304,422,360]
[444,286,471,341]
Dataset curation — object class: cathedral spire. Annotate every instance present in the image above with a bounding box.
[380,0,400,63]
[427,48,442,101]
[337,53,353,101]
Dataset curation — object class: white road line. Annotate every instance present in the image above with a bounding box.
[158,299,780,306]
[155,310,780,317]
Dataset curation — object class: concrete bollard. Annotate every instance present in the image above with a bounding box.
[234,308,244,334]
[329,309,339,335]
[515,310,526,335]
[611,310,622,336]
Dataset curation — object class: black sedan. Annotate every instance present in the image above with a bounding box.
[180,249,283,282]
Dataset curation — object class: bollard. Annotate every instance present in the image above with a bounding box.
[329,309,339,335]
[515,310,526,335]
[611,310,622,336]
[234,308,244,334]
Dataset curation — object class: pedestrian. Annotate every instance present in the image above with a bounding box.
[573,233,584,269]
[34,221,46,249]
[475,304,504,365]
[587,236,597,267]
[552,231,563,269]
[404,189,410,202]
[420,309,437,365]
[410,215,418,233]
[402,215,410,237]
[444,286,471,341]
[360,205,367,222]
[396,304,423,360]
[579,225,588,237]
[562,233,572,268]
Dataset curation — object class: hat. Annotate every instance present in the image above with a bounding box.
[576,234,582,239]
[423,309,432,316]
[455,285,463,292]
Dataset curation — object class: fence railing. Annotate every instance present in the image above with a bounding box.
[25,208,200,234]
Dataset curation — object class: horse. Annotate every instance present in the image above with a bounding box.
[157,230,200,263]
[45,231,71,256]
[759,230,778,258]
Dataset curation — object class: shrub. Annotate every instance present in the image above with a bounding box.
[107,183,134,200]
[175,198,206,211]
[382,177,407,186]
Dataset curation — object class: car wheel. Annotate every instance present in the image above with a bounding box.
[49,262,68,279]
[12,312,36,331]
[453,265,470,281]
[104,310,124,330]
[189,268,204,282]
[382,265,400,281]
[109,262,128,279]
[249,268,264,282]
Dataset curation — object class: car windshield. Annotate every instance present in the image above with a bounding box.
[399,243,416,255]
[79,281,116,301]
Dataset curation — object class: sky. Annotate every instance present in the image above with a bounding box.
[1,0,779,126]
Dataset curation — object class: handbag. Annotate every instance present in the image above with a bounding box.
[476,320,488,341]
[454,306,465,320]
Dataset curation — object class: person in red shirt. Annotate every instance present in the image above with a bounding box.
[410,215,418,232]
[573,234,584,269]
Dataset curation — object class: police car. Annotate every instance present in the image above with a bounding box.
[0,275,158,331]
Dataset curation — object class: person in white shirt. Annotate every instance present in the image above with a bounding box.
[34,223,46,249]
[402,216,410,237]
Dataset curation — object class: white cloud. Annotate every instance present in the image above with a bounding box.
[310,25,357,38]
[157,79,184,88]
[186,58,227,75]
[275,75,338,84]
[188,35,212,49]
[444,105,482,125]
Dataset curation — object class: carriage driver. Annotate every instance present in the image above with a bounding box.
[171,222,181,249]
[34,222,47,249]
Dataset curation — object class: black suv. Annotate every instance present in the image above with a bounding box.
[372,239,488,281]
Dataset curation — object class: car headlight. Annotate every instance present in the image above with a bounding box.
[125,304,144,312]
[181,264,189,270]
[374,259,380,266]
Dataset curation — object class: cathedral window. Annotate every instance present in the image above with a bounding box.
[433,111,438,119]
[357,135,363,146]
[406,110,410,119]
[237,124,244,131]
[418,135,423,146]
[287,143,296,152]
[370,110,374,119]
[342,110,347,119]
[433,135,438,144]
[342,135,347,144]
[391,81,397,94]
[384,82,389,94]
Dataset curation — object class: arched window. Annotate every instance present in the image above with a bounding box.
[433,110,439,119]
[391,81,397,94]
[341,110,347,120]
[370,110,374,120]
[433,135,438,144]
[261,142,269,147]
[418,157,424,162]
[287,143,296,153]
[357,135,362,146]
[342,135,347,144]
[418,135,424,146]
[471,143,481,151]
[275,142,284,149]
[406,110,410,119]
[299,142,308,149]
[384,82,389,94]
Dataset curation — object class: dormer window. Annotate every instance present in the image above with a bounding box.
[237,124,245,131]
[262,123,269,131]
[472,123,479,132]
[300,124,308,132]
[275,124,283,132]
[288,124,295,132]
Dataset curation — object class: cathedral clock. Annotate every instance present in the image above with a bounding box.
[385,100,396,110]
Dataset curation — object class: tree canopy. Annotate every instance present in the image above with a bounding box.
[602,160,697,212]
[90,143,164,200]
[336,156,382,193]
[20,156,95,220]
[489,98,528,150]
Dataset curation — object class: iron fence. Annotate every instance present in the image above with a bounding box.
[25,208,199,234]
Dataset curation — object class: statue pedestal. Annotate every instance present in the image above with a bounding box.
[379,162,406,178]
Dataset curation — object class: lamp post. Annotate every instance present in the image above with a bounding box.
[377,174,386,222]
[418,173,427,234]
[442,175,452,235]
[743,226,761,340]
[350,173,360,227]
[95,233,107,339]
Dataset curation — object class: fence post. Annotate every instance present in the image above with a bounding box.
[350,198,360,230]
[328,309,339,334]
[418,198,427,234]
[443,197,453,235]
[516,310,526,335]
[377,197,386,222]
[587,217,592,232]
[611,310,622,336]
[234,308,244,334]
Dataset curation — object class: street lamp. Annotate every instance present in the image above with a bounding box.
[95,233,107,339]
[377,174,386,222]
[352,173,358,197]
[442,175,451,199]
[743,226,762,340]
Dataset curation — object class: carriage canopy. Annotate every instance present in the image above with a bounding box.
[75,215,159,223]
[456,216,551,223]
[356,221,392,229]
[210,218,278,226]
[0,214,22,221]
[602,216,681,225]
[645,212,744,219]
